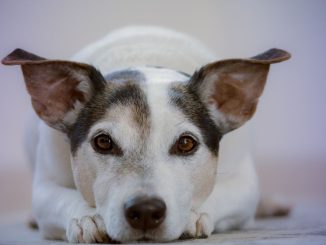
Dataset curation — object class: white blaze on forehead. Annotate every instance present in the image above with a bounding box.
[138,67,203,152]
[138,67,190,84]
[137,66,216,213]
[137,66,189,116]
[138,67,188,120]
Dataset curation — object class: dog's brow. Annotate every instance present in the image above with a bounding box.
[173,120,187,128]
[68,81,150,155]
[168,83,222,155]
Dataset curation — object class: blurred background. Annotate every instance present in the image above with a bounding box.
[0,0,325,224]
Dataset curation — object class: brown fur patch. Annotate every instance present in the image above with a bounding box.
[207,62,269,123]
[22,61,106,131]
[2,49,106,131]
[23,63,87,128]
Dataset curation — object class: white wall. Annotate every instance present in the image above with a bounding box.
[0,0,325,170]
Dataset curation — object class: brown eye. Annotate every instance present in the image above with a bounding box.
[92,133,118,154]
[170,134,198,156]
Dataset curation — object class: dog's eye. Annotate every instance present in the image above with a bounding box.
[93,134,112,152]
[170,134,198,156]
[92,133,122,155]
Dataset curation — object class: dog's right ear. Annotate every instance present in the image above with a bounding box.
[2,49,106,132]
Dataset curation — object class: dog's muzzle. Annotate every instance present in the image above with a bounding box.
[124,196,166,231]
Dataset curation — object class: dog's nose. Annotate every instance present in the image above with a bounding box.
[124,196,166,230]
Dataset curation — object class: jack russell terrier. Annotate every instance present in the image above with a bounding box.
[2,26,291,243]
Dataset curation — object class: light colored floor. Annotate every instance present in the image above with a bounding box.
[0,158,325,244]
[0,200,326,244]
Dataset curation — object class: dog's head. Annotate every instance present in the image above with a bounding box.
[2,48,290,242]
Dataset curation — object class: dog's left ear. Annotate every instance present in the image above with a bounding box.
[189,48,291,133]
[2,49,106,132]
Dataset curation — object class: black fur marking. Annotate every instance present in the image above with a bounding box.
[87,66,107,91]
[176,70,191,78]
[68,81,149,155]
[169,83,222,155]
[105,69,145,84]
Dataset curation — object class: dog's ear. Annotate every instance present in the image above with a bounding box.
[189,48,291,133]
[2,49,106,132]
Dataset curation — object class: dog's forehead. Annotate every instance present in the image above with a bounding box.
[138,66,190,83]
[104,69,146,83]
[69,67,220,155]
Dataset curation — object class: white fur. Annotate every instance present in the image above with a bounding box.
[72,26,215,74]
[28,26,259,242]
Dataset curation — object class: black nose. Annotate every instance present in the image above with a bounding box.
[124,196,166,230]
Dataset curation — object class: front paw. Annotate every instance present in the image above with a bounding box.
[66,214,111,243]
[181,211,213,239]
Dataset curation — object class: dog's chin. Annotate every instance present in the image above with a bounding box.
[112,225,182,243]
[110,230,181,243]
[119,233,180,244]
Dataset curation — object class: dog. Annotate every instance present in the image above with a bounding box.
[2,26,290,243]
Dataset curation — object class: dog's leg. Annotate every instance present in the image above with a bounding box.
[31,124,110,243]
[33,180,111,243]
[184,155,259,237]
[204,155,259,233]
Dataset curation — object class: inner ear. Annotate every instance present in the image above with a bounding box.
[2,49,106,132]
[189,48,291,133]
[208,61,269,119]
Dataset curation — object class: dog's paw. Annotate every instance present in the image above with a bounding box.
[66,214,111,243]
[181,211,213,239]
